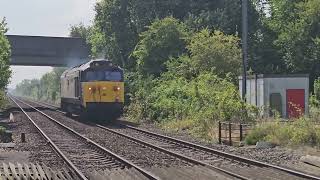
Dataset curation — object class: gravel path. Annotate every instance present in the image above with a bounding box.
[22,99,320,179]
[30,104,237,179]
[26,111,127,173]
[40,109,311,179]
[18,99,306,166]
[40,109,190,168]
[102,123,309,180]
[131,121,303,166]
[0,105,67,170]
[7,99,243,179]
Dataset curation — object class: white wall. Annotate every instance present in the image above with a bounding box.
[240,76,309,118]
[239,77,264,108]
[264,77,309,117]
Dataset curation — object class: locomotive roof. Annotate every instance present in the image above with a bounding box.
[61,59,122,77]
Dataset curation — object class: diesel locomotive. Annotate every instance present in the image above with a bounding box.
[60,59,124,119]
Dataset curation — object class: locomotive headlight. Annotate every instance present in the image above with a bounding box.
[113,86,121,91]
[88,87,92,90]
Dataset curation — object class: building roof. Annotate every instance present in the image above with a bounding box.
[239,74,309,80]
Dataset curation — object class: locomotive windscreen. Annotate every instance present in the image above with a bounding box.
[84,71,122,82]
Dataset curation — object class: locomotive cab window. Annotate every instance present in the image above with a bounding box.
[105,71,122,81]
[84,70,122,82]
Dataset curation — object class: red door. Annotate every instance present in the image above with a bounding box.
[286,89,305,118]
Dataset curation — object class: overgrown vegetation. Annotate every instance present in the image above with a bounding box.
[0,18,12,108]
[246,78,320,147]
[14,0,320,143]
[132,18,189,76]
[0,91,9,109]
[0,126,5,133]
[245,119,320,147]
[126,20,256,140]
[13,67,66,104]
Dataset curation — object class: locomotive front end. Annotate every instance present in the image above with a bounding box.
[81,60,124,118]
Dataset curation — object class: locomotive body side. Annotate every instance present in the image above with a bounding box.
[60,68,82,114]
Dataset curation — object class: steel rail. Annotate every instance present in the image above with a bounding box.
[23,97,62,111]
[21,98,249,179]
[124,124,320,180]
[12,96,161,180]
[96,124,250,180]
[8,96,88,180]
[24,98,320,180]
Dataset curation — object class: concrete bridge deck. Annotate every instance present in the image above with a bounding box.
[7,35,90,67]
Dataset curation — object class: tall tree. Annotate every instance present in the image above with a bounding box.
[69,23,92,40]
[0,18,11,90]
[187,30,242,79]
[132,17,189,76]
[69,23,93,57]
[90,0,261,71]
[267,0,320,83]
[91,0,137,68]
[247,0,285,74]
[14,67,66,103]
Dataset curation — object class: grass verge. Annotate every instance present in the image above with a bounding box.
[245,118,320,147]
[158,119,218,142]
[0,91,10,110]
[0,126,5,133]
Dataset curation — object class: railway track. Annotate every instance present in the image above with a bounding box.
[11,97,239,180]
[14,98,240,179]
[19,97,320,180]
[9,96,160,180]
[96,125,320,180]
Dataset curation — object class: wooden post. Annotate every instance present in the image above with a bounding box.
[240,123,243,142]
[229,122,232,146]
[21,133,26,143]
[218,121,221,144]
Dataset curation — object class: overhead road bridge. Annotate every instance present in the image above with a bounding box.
[6,35,90,66]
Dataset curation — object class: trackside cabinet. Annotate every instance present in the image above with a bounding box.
[239,74,309,118]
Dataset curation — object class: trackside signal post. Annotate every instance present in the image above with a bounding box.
[242,0,248,101]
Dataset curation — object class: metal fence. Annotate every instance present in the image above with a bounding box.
[218,121,252,146]
[218,120,320,146]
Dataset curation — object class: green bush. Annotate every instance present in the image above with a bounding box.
[13,67,66,104]
[187,29,241,80]
[132,17,189,76]
[0,19,11,108]
[0,91,9,109]
[310,78,320,107]
[126,19,256,140]
[125,72,158,122]
[0,18,11,90]
[245,119,320,147]
[0,126,5,133]
[126,70,256,140]
[245,122,273,145]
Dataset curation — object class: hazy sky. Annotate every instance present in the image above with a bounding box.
[0,0,97,89]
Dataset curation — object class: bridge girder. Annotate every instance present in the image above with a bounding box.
[7,35,90,67]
